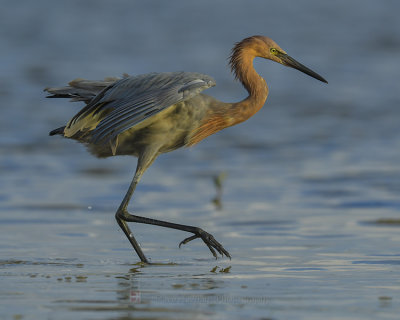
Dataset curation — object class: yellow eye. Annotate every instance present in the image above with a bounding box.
[270,48,278,55]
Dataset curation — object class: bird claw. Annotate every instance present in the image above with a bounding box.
[179,228,231,259]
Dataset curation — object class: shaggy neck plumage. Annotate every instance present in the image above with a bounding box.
[228,37,269,123]
[186,37,270,146]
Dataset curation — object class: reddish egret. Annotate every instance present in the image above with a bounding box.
[46,35,327,263]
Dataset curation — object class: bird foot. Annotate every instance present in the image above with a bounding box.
[179,228,231,259]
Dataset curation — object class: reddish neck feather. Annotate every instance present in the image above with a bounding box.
[187,39,269,146]
[228,39,269,123]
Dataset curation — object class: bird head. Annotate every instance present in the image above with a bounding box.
[233,36,328,84]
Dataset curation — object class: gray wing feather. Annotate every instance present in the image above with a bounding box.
[44,76,124,103]
[86,72,216,143]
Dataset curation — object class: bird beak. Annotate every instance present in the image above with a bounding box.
[278,53,328,83]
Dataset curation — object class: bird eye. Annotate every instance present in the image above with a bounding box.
[270,48,278,55]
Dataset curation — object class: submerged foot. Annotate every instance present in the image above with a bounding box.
[179,228,231,259]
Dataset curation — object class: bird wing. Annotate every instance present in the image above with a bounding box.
[65,72,215,144]
[44,76,126,103]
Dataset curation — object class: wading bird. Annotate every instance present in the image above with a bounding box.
[46,35,327,263]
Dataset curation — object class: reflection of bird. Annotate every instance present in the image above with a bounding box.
[212,172,227,211]
[46,35,327,263]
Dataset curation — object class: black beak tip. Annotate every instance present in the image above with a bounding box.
[304,70,328,84]
[320,77,328,84]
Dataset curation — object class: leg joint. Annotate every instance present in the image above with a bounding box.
[115,209,128,221]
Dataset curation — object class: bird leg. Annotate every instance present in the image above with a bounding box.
[115,152,157,264]
[115,169,149,263]
[119,211,231,260]
[115,154,231,262]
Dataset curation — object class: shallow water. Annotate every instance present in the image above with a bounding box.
[1,0,400,319]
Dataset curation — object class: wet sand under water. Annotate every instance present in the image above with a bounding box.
[1,155,400,319]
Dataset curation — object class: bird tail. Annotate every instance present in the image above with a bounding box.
[49,126,66,136]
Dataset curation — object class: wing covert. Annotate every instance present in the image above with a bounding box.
[67,72,215,144]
